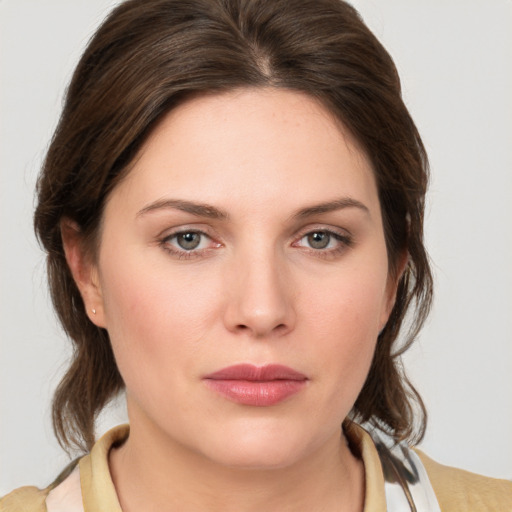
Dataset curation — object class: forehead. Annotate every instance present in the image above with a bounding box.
[107,88,379,218]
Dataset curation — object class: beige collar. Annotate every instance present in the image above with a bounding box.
[55,423,390,512]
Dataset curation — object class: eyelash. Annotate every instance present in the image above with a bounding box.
[158,228,353,260]
[292,229,354,259]
[159,229,219,260]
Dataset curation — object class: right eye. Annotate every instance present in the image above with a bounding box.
[171,231,204,250]
[160,230,220,258]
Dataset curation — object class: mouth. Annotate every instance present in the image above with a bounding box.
[203,364,308,406]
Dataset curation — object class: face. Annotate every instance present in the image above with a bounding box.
[84,88,397,469]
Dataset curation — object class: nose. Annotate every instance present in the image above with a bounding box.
[222,247,296,338]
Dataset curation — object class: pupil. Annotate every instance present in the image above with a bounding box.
[308,232,330,249]
[178,232,200,250]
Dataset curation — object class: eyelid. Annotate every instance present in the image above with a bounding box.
[291,224,354,256]
[293,223,353,242]
[156,222,215,239]
[158,226,222,259]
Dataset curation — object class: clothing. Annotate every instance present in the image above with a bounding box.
[2,424,511,511]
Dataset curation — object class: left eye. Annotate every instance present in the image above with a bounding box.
[165,231,210,251]
[298,231,346,250]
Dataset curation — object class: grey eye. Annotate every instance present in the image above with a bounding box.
[307,232,331,249]
[176,232,202,250]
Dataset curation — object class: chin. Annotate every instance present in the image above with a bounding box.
[195,418,320,470]
[208,442,302,470]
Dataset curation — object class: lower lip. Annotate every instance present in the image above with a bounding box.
[204,379,306,406]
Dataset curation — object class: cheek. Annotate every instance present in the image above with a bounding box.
[98,251,221,383]
[299,264,388,392]
[302,263,388,340]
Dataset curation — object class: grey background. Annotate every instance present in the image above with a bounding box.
[1,0,511,492]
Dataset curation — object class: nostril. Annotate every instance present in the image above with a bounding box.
[234,322,288,336]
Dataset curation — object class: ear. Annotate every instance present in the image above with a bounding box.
[61,218,107,328]
[380,248,409,331]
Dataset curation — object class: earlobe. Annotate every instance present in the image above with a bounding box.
[61,218,106,328]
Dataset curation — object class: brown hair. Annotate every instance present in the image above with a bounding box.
[34,0,433,452]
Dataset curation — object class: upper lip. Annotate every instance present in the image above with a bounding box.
[204,364,307,381]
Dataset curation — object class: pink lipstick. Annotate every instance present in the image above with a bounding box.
[203,364,307,406]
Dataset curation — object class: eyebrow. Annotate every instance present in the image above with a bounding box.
[136,196,369,221]
[292,197,370,219]
[137,198,229,220]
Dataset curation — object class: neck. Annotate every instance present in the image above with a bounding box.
[109,417,364,512]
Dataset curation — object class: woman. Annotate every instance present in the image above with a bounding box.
[1,0,510,510]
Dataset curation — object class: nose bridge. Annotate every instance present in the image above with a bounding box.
[223,240,295,337]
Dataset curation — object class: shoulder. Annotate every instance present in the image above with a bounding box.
[0,425,128,512]
[415,449,512,511]
[0,486,48,512]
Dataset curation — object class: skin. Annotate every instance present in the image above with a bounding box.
[64,88,402,512]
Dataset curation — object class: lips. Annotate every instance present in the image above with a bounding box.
[203,364,308,406]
